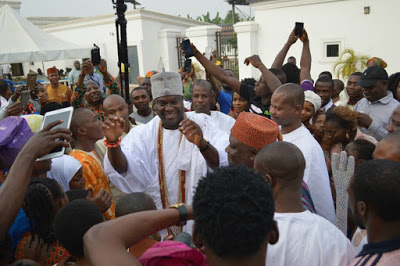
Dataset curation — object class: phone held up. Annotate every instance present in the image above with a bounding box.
[91,44,101,66]
[295,22,304,37]
[181,39,193,73]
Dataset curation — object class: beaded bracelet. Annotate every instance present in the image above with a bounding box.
[104,137,122,148]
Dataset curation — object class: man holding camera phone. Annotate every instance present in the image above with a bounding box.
[185,41,282,118]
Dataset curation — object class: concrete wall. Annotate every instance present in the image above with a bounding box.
[242,0,399,80]
[23,9,207,79]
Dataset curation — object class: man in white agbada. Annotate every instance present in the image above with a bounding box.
[255,142,356,266]
[270,83,336,224]
[190,79,235,134]
[103,72,229,235]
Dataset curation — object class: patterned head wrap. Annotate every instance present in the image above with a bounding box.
[145,70,160,78]
[231,112,280,150]
[367,57,387,68]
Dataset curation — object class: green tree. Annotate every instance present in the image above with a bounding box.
[333,49,369,80]
[224,10,240,24]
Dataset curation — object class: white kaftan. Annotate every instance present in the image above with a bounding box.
[283,125,336,224]
[267,211,356,266]
[104,112,229,233]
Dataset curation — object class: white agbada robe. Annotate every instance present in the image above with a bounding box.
[266,211,357,266]
[104,112,229,233]
[283,125,336,224]
[187,111,235,135]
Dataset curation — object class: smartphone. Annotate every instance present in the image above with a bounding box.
[26,73,37,91]
[184,59,192,73]
[20,91,30,111]
[91,44,101,65]
[181,39,194,58]
[37,107,74,161]
[295,22,304,37]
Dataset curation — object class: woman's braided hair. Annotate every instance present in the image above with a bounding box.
[23,178,63,250]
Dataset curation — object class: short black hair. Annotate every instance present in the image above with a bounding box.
[353,159,400,221]
[40,101,63,116]
[281,63,300,84]
[350,72,363,77]
[274,83,305,107]
[115,192,156,217]
[191,79,213,95]
[55,199,103,258]
[193,165,275,259]
[319,71,333,79]
[333,79,344,91]
[241,78,257,86]
[316,76,334,90]
[130,86,149,98]
[66,189,89,202]
[0,79,8,97]
[388,72,400,101]
[270,68,287,84]
[349,139,375,161]
[24,178,64,249]
[288,56,296,60]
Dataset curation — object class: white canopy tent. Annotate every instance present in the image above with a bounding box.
[0,4,90,64]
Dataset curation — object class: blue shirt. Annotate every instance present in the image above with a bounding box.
[217,91,233,114]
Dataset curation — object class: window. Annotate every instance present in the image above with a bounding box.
[326,44,339,57]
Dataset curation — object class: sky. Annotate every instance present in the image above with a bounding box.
[19,0,253,20]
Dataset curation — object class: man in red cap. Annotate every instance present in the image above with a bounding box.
[226,112,280,168]
[46,67,73,104]
[226,112,316,213]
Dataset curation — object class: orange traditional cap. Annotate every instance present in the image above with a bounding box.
[231,112,280,150]
[47,67,58,75]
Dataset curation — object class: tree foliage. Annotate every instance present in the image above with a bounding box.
[333,49,369,80]
[187,10,253,25]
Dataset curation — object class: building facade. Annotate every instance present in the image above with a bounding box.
[236,0,399,80]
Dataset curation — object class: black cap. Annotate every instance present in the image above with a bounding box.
[357,66,388,88]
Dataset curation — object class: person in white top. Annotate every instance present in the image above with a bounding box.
[270,83,336,224]
[255,141,356,266]
[190,79,235,135]
[103,72,229,236]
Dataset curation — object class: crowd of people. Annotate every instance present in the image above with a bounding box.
[0,27,400,266]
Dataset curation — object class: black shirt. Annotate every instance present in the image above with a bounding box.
[239,82,271,118]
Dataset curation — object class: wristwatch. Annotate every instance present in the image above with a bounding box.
[169,203,188,226]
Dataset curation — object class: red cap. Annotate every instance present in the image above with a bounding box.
[47,67,58,76]
[231,112,280,150]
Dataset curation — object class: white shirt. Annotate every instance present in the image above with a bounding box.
[320,99,334,112]
[351,227,368,254]
[283,125,336,224]
[1,64,11,74]
[104,112,229,233]
[267,211,356,266]
[187,111,235,135]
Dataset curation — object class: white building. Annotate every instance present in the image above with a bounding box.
[235,0,400,80]
[21,9,208,82]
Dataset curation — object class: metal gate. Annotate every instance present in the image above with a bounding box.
[176,37,185,71]
[216,25,239,78]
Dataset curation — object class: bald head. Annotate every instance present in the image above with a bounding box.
[273,83,305,108]
[374,131,400,162]
[70,108,95,138]
[104,94,127,109]
[103,94,129,121]
[255,141,305,188]
[115,192,156,217]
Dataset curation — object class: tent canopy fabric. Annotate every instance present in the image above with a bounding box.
[0,5,90,63]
